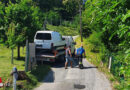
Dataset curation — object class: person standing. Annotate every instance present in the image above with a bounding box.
[76,45,85,69]
[65,46,73,69]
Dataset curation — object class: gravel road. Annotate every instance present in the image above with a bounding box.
[34,58,112,90]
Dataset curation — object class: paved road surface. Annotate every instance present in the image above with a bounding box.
[34,58,112,90]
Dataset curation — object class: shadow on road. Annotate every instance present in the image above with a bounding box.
[83,66,98,69]
[73,66,98,69]
[38,58,98,83]
[43,70,55,83]
[41,58,79,68]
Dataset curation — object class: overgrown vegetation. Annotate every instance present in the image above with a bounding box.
[0,45,24,90]
[82,0,130,89]
[47,24,78,36]
[18,65,50,89]
[0,45,50,90]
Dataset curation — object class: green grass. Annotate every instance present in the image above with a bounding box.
[0,45,50,89]
[0,45,25,90]
[0,45,25,81]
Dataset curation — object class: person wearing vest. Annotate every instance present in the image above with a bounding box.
[76,45,85,66]
[65,46,73,69]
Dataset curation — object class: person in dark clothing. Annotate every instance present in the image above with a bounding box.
[76,45,85,67]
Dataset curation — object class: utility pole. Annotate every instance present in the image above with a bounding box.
[79,0,83,43]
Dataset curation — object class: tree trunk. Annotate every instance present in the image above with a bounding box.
[17,45,20,59]
[11,48,14,64]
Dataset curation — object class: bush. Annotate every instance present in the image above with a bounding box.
[88,31,103,52]
[44,10,61,26]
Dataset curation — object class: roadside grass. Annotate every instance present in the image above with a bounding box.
[0,45,25,90]
[0,45,50,89]
[75,37,119,89]
[18,65,50,89]
[0,45,25,82]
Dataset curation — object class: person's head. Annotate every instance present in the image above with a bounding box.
[81,45,83,48]
[81,43,83,48]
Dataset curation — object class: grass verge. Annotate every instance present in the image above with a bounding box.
[0,45,50,90]
[17,65,50,89]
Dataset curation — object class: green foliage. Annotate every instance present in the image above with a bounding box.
[21,65,50,89]
[62,0,79,20]
[44,10,61,25]
[88,31,102,52]
[6,22,16,49]
[0,46,25,86]
[5,0,43,43]
[47,24,78,36]
[0,2,6,43]
[71,15,80,28]
[0,0,44,59]
[33,0,62,12]
[29,65,50,81]
[83,0,130,89]
[0,45,50,89]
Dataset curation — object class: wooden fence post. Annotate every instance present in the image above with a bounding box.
[25,40,29,72]
[29,43,36,71]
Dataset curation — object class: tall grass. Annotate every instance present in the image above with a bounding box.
[0,45,25,82]
[0,45,25,90]
[0,45,50,89]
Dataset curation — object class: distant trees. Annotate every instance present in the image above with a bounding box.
[61,0,79,20]
[44,10,61,26]
[33,0,62,12]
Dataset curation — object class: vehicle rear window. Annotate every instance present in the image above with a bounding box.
[36,33,51,40]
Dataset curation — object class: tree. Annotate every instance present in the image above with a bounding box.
[5,0,43,59]
[44,10,61,25]
[82,0,130,89]
[0,2,6,44]
[33,0,62,12]
[61,0,79,20]
[6,22,16,64]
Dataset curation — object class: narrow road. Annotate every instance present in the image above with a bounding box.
[34,58,112,90]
